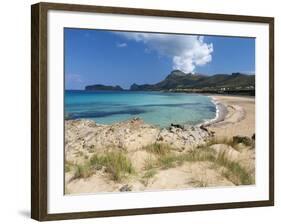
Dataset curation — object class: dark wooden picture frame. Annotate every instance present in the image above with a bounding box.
[31,2,274,221]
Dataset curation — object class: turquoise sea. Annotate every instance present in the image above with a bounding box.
[65,90,216,128]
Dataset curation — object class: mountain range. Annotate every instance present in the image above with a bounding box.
[84,70,255,94]
[130,70,255,91]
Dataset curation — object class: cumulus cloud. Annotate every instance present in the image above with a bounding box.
[116,42,127,48]
[116,32,213,73]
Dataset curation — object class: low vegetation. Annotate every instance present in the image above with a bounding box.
[72,151,134,182]
[141,169,157,186]
[69,141,253,186]
[90,151,134,181]
[73,161,93,179]
[65,160,74,173]
[142,143,254,186]
[215,151,253,185]
[143,143,172,155]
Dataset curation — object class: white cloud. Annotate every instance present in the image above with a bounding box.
[116,32,213,73]
[116,42,127,48]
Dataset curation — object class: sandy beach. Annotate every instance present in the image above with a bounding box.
[207,95,255,138]
[64,95,255,194]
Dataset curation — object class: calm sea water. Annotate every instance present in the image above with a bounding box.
[65,90,216,128]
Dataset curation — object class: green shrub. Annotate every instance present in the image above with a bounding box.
[65,160,74,173]
[141,169,157,186]
[90,151,134,181]
[144,143,172,155]
[73,162,93,179]
[232,135,253,147]
[157,154,180,169]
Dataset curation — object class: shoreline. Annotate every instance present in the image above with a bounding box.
[64,94,255,194]
[199,96,228,127]
[205,95,255,138]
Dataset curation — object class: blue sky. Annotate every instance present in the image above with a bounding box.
[65,28,255,90]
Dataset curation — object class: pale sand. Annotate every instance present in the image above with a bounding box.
[208,95,255,138]
[65,95,255,194]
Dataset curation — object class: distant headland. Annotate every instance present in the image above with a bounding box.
[85,84,124,91]
[84,70,255,95]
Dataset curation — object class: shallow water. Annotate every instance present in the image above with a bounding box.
[65,90,216,128]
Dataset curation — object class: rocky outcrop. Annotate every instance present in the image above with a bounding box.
[65,118,212,161]
[156,125,211,151]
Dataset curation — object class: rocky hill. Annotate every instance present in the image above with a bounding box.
[130,70,255,91]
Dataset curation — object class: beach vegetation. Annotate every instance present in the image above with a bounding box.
[149,146,215,169]
[73,161,93,179]
[143,143,172,155]
[65,160,74,172]
[141,169,157,186]
[157,154,180,169]
[70,150,135,181]
[143,143,253,185]
[232,135,254,147]
[143,156,156,170]
[215,151,253,185]
[90,151,134,181]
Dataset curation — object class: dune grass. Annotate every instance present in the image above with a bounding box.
[65,160,75,173]
[215,151,253,185]
[141,169,157,186]
[90,151,134,181]
[143,156,156,170]
[73,161,93,179]
[71,151,134,182]
[70,141,253,186]
[150,146,215,169]
[143,143,172,155]
[143,143,253,186]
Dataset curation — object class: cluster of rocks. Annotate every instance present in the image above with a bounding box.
[65,118,212,160]
[156,124,212,151]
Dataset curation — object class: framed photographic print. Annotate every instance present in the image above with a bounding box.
[31,2,274,221]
